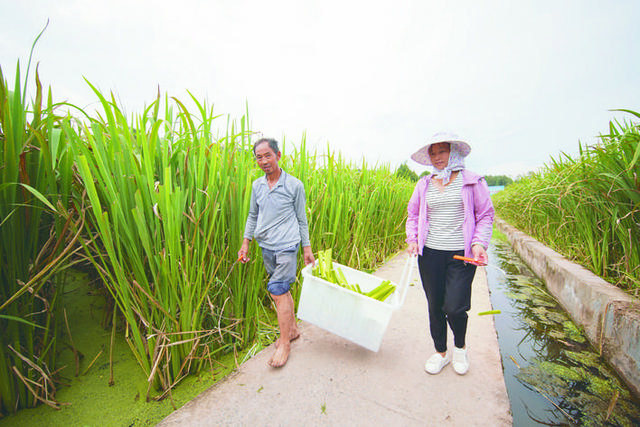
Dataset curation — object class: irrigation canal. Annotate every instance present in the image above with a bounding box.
[487,240,640,426]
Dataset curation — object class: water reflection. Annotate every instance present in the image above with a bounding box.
[487,240,640,426]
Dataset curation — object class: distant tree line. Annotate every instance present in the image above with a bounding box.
[394,163,419,182]
[484,175,513,186]
[395,163,513,187]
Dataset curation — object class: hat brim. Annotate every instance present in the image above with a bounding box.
[411,140,471,166]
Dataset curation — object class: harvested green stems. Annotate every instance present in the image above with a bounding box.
[312,249,396,302]
[478,310,501,316]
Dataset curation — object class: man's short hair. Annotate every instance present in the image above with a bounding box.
[253,138,280,155]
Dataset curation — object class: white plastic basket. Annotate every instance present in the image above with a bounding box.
[297,256,413,352]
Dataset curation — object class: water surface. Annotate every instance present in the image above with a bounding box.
[487,240,640,426]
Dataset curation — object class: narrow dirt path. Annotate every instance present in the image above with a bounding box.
[157,252,512,426]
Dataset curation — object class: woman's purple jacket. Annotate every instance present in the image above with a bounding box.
[405,169,495,258]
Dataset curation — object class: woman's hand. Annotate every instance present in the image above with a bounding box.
[407,242,418,256]
[471,244,488,265]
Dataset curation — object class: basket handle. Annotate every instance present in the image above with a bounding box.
[395,255,416,308]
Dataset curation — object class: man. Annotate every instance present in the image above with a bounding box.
[238,137,315,367]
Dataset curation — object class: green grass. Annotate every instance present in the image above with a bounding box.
[0,270,239,426]
[1,50,414,418]
[490,224,509,244]
[493,110,640,293]
[0,41,84,413]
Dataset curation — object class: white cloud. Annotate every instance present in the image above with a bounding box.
[1,0,639,177]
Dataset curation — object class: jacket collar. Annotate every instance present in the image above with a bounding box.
[421,169,483,186]
[460,169,483,185]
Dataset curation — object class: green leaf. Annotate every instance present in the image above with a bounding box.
[0,314,45,330]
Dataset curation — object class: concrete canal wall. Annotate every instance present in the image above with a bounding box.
[496,218,640,398]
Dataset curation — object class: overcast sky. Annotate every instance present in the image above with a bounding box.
[2,0,639,177]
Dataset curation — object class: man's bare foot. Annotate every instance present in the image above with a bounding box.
[274,328,300,348]
[268,341,291,367]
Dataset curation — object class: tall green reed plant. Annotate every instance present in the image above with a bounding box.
[1,37,424,409]
[283,145,412,269]
[493,110,640,292]
[68,86,271,398]
[0,58,83,413]
[68,81,414,398]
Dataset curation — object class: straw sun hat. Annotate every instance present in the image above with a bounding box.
[411,131,471,166]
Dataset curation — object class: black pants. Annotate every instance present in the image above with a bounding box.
[418,247,477,353]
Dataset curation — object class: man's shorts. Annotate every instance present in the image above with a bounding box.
[261,244,299,296]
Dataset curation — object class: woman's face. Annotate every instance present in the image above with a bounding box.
[428,142,450,169]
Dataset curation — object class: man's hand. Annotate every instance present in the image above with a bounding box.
[238,238,251,263]
[303,246,315,266]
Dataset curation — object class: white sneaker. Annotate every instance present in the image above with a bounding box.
[452,347,469,375]
[424,352,450,374]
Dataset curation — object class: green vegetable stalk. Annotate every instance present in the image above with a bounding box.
[312,249,396,302]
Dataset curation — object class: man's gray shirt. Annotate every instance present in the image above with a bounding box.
[243,169,311,251]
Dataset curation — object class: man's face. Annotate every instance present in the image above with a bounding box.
[254,141,281,175]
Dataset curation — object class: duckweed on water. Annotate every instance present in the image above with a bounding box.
[547,330,567,340]
[515,350,640,426]
[539,360,584,382]
[541,310,568,326]
[562,321,587,343]
[586,375,626,399]
[0,271,240,427]
[517,362,571,397]
[563,350,601,371]
[488,240,640,425]
[503,290,530,302]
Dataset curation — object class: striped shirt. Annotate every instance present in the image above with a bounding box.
[425,174,465,251]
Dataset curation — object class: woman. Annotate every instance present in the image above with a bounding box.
[406,131,494,375]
